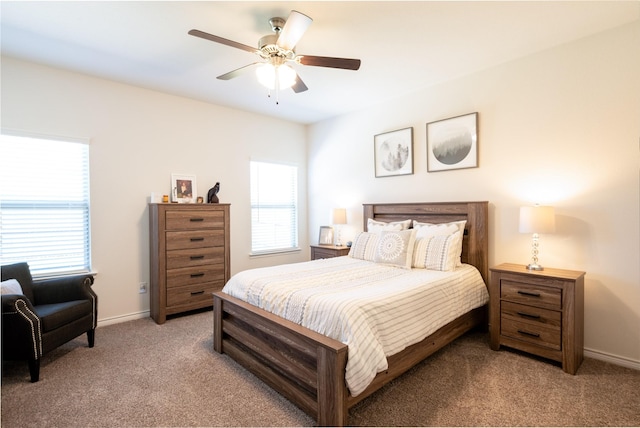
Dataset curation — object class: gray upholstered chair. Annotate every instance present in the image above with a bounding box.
[1,262,97,382]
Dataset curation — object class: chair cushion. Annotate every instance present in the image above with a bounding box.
[34,300,93,333]
[1,263,35,303]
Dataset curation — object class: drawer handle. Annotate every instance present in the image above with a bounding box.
[190,237,205,242]
[517,311,541,319]
[190,255,205,260]
[190,273,205,278]
[190,218,204,222]
[517,329,541,338]
[190,290,205,296]
[517,290,541,297]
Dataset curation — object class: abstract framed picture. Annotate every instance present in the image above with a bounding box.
[427,112,478,172]
[171,173,197,203]
[374,127,414,178]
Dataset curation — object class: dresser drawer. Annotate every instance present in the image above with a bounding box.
[501,318,561,350]
[166,230,225,250]
[166,281,225,307]
[165,210,226,230]
[501,301,561,330]
[166,265,226,288]
[501,280,561,310]
[166,247,226,269]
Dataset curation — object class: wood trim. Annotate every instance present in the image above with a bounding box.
[214,201,489,425]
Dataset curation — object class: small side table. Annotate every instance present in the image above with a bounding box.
[310,244,350,260]
[489,263,585,374]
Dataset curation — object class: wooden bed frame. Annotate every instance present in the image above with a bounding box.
[213,201,489,426]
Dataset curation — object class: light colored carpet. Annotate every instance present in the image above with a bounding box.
[2,309,639,427]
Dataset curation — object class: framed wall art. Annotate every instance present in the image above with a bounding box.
[374,127,413,177]
[427,112,478,172]
[171,173,197,203]
[318,226,334,245]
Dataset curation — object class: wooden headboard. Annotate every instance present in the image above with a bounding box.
[363,201,489,283]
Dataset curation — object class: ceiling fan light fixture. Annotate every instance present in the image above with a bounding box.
[256,63,296,90]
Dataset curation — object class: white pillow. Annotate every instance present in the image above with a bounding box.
[348,232,379,261]
[373,229,417,269]
[412,231,461,271]
[367,218,412,232]
[1,279,23,295]
[413,220,466,265]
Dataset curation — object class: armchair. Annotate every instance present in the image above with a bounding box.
[1,262,97,382]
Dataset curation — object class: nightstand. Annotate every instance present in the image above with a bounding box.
[310,244,350,260]
[489,263,585,374]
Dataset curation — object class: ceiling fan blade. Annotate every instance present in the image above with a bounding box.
[217,63,261,80]
[277,10,312,51]
[291,74,308,93]
[298,55,361,71]
[188,29,259,55]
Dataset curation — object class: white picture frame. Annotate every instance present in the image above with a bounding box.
[171,173,197,203]
[427,112,478,172]
[374,127,414,178]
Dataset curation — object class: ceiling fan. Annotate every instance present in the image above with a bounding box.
[188,10,361,101]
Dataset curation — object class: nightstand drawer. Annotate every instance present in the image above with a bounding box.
[501,318,561,350]
[501,301,561,330]
[501,280,561,310]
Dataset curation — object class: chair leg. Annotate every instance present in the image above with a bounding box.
[87,329,95,348]
[28,358,40,382]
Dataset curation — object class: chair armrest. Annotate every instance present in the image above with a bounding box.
[31,275,96,305]
[2,294,42,360]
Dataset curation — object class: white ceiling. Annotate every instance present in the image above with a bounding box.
[1,1,638,124]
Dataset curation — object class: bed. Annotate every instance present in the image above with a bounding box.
[212,201,489,426]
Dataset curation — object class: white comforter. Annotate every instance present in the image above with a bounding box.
[222,256,488,396]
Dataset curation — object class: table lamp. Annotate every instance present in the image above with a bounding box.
[332,208,347,246]
[519,205,555,271]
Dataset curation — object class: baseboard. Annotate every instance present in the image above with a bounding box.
[97,310,150,327]
[584,347,640,371]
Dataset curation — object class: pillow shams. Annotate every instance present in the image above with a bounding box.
[413,220,466,266]
[367,218,411,232]
[348,232,379,261]
[373,229,416,269]
[412,231,461,271]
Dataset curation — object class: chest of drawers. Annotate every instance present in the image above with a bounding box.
[489,263,585,374]
[149,203,230,324]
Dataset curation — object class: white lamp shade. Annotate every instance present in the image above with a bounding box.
[332,208,347,225]
[519,206,556,234]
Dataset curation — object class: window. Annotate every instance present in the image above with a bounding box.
[250,161,298,255]
[0,132,91,276]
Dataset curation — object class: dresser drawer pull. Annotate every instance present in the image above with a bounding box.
[517,329,541,338]
[517,290,541,297]
[190,255,205,260]
[190,237,205,242]
[517,311,541,319]
[190,218,205,222]
[190,290,205,296]
[190,272,205,278]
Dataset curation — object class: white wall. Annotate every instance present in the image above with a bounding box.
[1,57,309,324]
[308,22,640,365]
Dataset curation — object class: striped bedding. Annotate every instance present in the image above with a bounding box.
[222,256,489,396]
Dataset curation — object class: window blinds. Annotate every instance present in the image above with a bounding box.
[0,133,91,276]
[250,161,298,254]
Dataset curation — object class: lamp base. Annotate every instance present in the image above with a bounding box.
[526,263,544,271]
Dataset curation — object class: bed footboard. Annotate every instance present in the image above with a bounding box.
[213,292,349,426]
